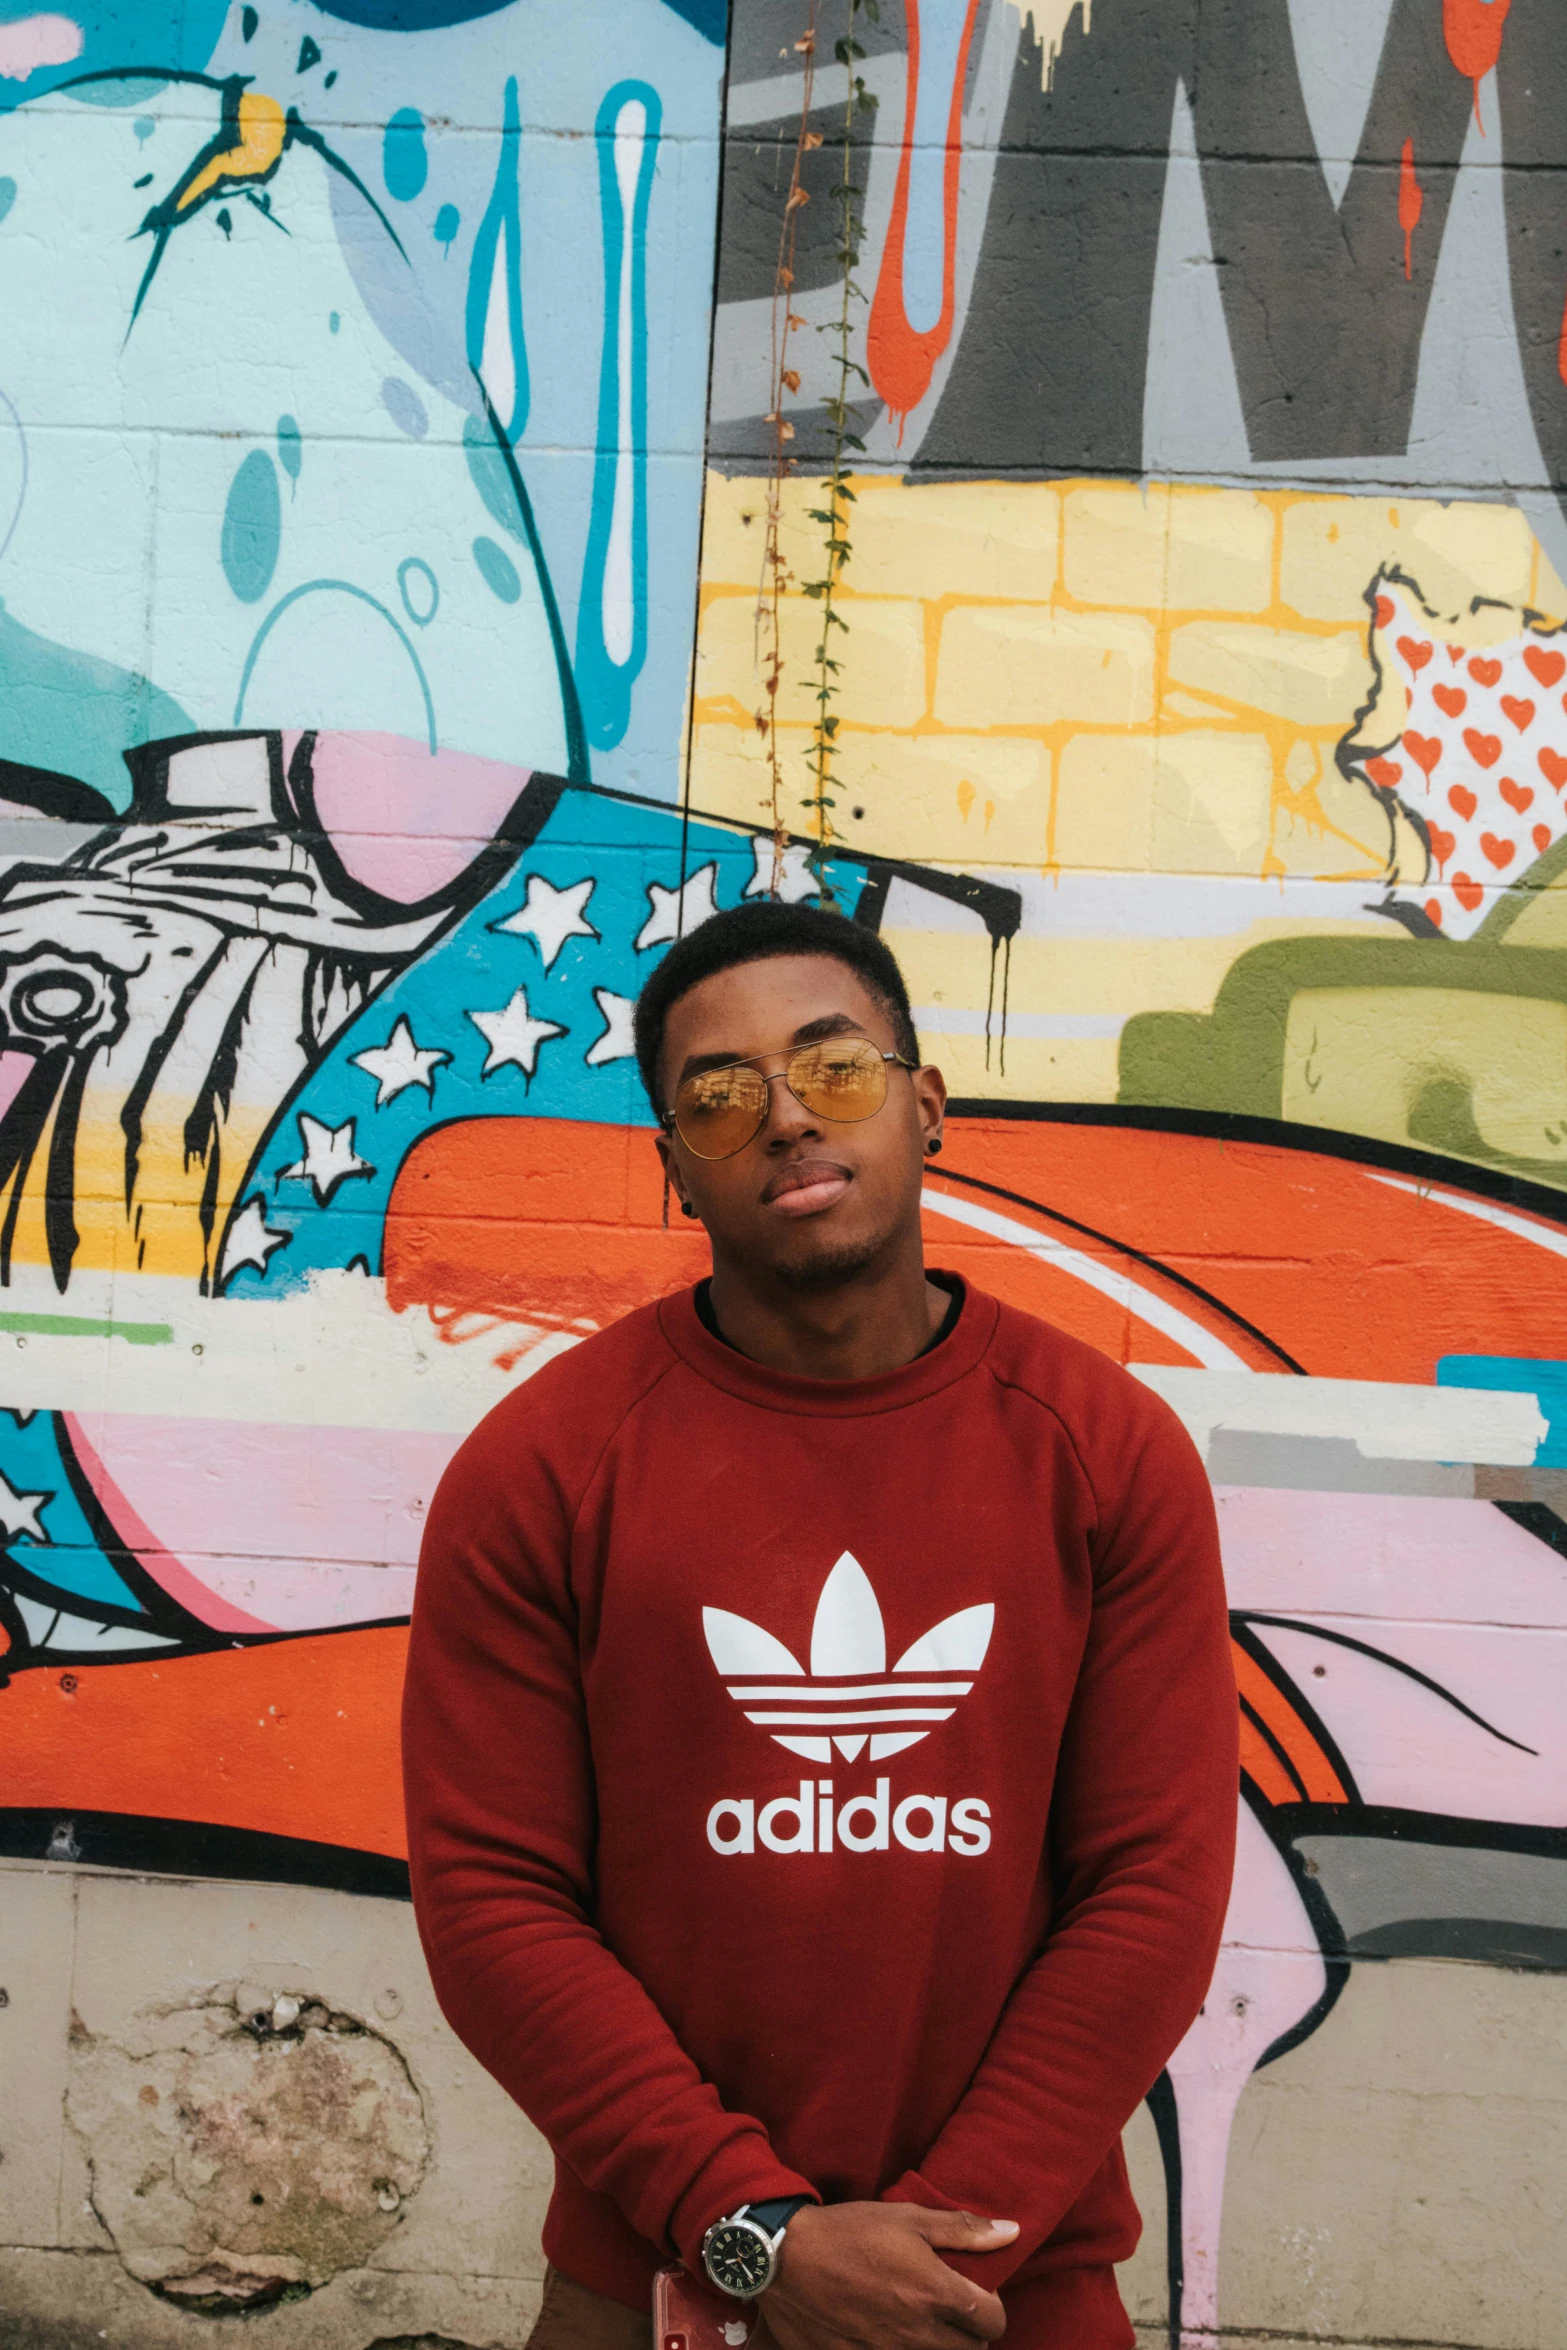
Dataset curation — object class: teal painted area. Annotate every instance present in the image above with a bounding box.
[0,1412,145,1615]
[1437,1357,1567,1466]
[220,450,282,604]
[465,76,527,441]
[383,107,428,202]
[0,601,190,813]
[575,81,661,755]
[434,202,460,250]
[0,4,228,115]
[276,415,302,483]
[473,535,521,603]
[0,177,13,225]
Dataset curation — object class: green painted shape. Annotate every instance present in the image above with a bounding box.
[0,600,192,815]
[1118,934,1567,1192]
[0,1311,172,1345]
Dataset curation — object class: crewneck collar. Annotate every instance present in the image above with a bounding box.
[656,1273,997,1417]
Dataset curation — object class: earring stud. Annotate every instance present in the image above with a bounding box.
[926,1138,943,1156]
[681,1198,698,1218]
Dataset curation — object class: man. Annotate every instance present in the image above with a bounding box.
[402,899,1237,2350]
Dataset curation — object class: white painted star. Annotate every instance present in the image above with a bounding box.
[350,1016,451,1107]
[220,1196,291,1283]
[469,987,566,1080]
[279,1115,374,1205]
[636,862,720,952]
[746,836,821,904]
[0,1466,50,1544]
[490,873,600,969]
[585,988,635,1067]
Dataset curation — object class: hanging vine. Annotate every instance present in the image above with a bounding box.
[755,0,873,899]
[800,0,875,898]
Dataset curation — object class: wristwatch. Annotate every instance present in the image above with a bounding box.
[700,2196,813,2298]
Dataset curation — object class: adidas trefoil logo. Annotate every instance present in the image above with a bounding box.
[703,1551,994,1765]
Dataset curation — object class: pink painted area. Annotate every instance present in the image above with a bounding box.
[305,731,532,903]
[1215,1484,1567,1627]
[0,14,82,80]
[64,1412,275,1635]
[0,1048,35,1123]
[63,1411,459,1633]
[1166,1806,1326,2341]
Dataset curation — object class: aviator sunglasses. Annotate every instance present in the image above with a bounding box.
[662,1036,918,1161]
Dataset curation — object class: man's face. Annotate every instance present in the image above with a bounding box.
[655,953,945,1289]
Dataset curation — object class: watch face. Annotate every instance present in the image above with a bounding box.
[706,2220,773,2297]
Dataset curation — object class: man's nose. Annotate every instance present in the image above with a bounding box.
[757,1063,821,1146]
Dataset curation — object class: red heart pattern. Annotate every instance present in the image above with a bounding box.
[1359,581,1567,937]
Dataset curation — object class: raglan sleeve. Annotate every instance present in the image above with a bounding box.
[881,1380,1237,2281]
[400,1384,816,2267]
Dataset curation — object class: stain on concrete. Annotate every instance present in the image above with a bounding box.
[65,1985,429,2311]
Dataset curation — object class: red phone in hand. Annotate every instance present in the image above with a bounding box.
[654,2264,760,2350]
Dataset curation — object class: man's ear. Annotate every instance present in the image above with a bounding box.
[654,1128,688,1212]
[914,1061,947,1151]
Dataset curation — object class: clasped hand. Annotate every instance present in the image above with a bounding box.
[757,2201,1017,2350]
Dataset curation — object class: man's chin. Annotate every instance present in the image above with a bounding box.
[765,1224,893,1292]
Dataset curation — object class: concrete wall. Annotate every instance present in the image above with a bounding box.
[0,2,1563,2345]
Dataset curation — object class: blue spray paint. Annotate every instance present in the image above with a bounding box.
[575,81,661,755]
[465,77,527,441]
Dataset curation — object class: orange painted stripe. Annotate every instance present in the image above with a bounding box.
[1233,1639,1348,1804]
[0,1627,408,1860]
[1238,1709,1299,1807]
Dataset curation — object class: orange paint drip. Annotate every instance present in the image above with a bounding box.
[1399,138,1423,281]
[1442,0,1511,132]
[1558,278,1567,389]
[866,0,983,426]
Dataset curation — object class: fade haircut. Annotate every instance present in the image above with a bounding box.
[633,898,920,1114]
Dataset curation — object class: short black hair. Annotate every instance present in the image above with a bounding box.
[634,898,920,1114]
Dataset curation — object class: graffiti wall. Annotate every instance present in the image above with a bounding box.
[0,1,1564,2344]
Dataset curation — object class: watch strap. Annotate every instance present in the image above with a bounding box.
[741,2194,813,2239]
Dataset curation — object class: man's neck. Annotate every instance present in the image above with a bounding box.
[705,1243,949,1380]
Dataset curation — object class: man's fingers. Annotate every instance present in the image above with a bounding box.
[909,2206,1020,2253]
[932,2287,1007,2345]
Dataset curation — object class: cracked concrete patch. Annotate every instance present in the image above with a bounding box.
[64,1985,429,2312]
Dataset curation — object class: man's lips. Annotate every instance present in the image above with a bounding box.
[761,1159,853,1217]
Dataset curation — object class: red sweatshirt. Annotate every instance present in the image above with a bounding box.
[402,1279,1236,2349]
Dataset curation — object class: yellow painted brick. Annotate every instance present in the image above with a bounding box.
[688,726,1052,867]
[935,606,1156,727]
[1064,485,1274,612]
[1052,735,1156,870]
[1271,757,1397,881]
[1062,484,1170,607]
[848,478,1059,601]
[1279,491,1535,626]
[1150,731,1273,874]
[1402,499,1536,611]
[836,734,1053,865]
[697,471,831,593]
[1167,621,1369,726]
[1164,490,1275,612]
[697,591,927,728]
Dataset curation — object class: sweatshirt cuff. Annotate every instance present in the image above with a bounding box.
[669,2155,819,2274]
[880,2169,1031,2288]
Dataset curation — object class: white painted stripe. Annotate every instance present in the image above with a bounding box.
[727,1681,973,1701]
[922,1184,1250,1370]
[1134,1366,1548,1467]
[744,1708,957,1727]
[1367,1173,1567,1265]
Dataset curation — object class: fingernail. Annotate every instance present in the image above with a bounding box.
[992,2221,1019,2234]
